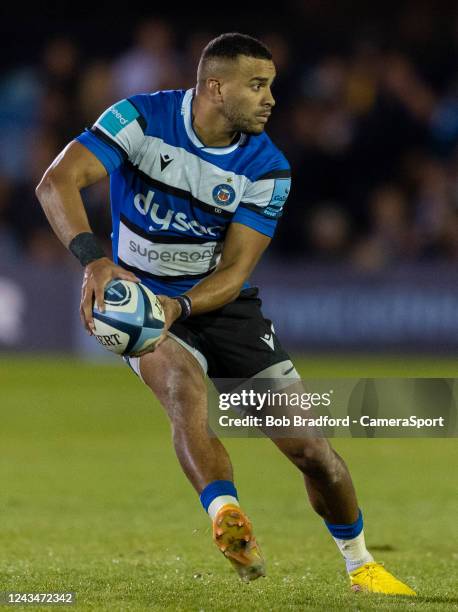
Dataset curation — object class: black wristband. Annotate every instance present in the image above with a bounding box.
[69,232,106,267]
[174,295,192,321]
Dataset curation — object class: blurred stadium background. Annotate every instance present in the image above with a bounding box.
[1,4,457,610]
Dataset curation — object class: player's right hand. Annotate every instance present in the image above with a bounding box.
[80,257,139,334]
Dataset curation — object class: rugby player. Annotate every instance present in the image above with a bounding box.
[36,33,415,596]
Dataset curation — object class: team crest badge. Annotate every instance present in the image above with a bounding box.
[212,184,236,206]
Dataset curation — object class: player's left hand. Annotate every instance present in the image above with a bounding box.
[129,295,182,357]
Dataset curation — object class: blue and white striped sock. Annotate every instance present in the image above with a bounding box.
[325,510,374,573]
[199,480,239,521]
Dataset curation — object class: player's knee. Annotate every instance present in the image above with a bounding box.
[170,400,210,452]
[164,358,207,422]
[291,439,335,478]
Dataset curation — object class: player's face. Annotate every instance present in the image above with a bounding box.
[221,56,276,135]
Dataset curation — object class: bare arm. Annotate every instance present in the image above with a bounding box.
[35,140,108,246]
[35,141,139,332]
[185,222,271,314]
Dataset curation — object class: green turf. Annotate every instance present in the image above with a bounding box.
[0,356,457,610]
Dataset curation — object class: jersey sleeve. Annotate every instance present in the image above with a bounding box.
[232,168,291,237]
[75,98,147,174]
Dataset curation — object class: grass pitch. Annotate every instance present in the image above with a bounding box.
[0,356,457,611]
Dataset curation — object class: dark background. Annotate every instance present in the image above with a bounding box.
[1,0,457,270]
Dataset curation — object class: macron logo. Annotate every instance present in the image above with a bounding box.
[160,153,174,171]
[260,333,275,351]
[110,107,128,125]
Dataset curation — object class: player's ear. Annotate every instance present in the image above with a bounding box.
[207,78,223,102]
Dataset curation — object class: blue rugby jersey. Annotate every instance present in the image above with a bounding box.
[76,89,291,296]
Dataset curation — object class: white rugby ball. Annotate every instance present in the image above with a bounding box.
[92,280,165,356]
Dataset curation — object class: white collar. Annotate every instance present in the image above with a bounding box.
[181,88,246,155]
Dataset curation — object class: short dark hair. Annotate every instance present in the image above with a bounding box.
[201,32,272,63]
